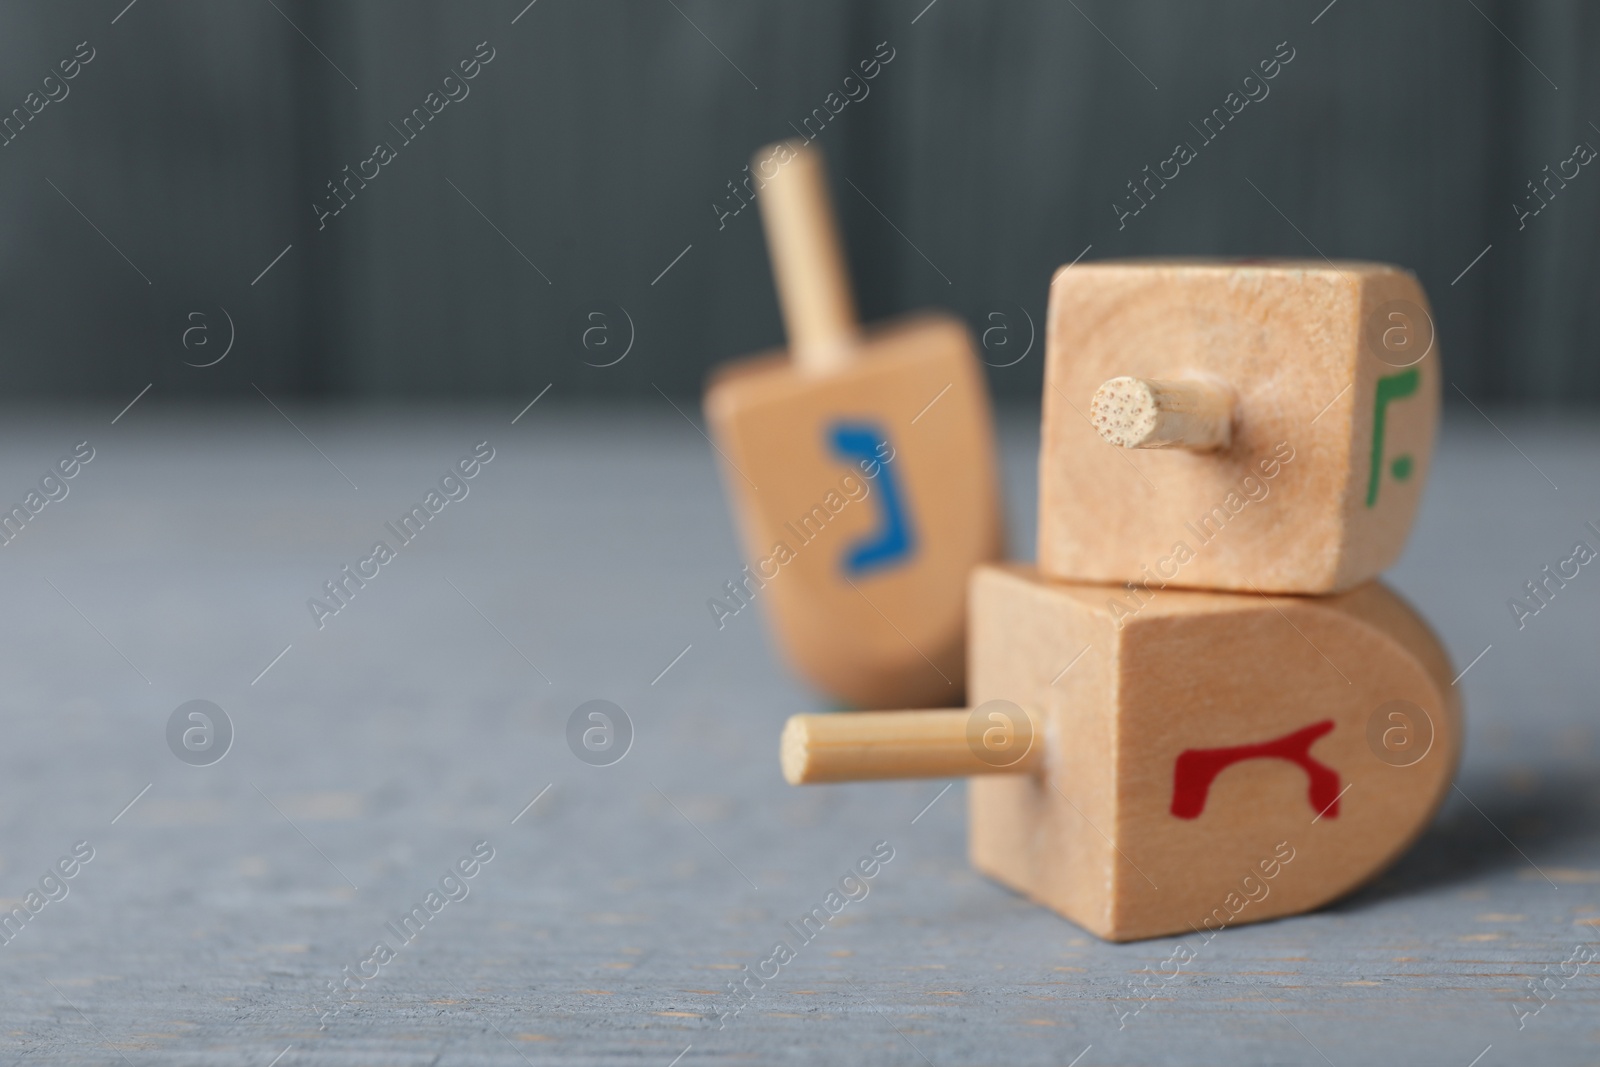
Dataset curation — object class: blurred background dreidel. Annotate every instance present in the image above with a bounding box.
[704,141,1003,709]
[1039,259,1440,594]
[780,564,1460,942]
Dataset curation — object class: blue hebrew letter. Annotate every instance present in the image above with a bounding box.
[828,421,916,577]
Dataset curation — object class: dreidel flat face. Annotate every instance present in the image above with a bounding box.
[967,564,1459,942]
[1038,259,1440,594]
[704,314,1003,709]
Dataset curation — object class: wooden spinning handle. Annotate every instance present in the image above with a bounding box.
[781,709,1043,785]
[754,140,860,375]
[1090,376,1234,451]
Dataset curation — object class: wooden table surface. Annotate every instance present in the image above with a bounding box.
[0,403,1594,1066]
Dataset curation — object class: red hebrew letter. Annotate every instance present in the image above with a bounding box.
[1170,720,1340,820]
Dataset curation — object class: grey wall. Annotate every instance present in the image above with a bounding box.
[1,0,1596,404]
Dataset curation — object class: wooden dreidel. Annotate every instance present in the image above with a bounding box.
[1040,259,1441,594]
[703,141,1003,709]
[781,564,1461,942]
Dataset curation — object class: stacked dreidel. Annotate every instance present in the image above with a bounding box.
[704,142,1003,710]
[780,260,1461,942]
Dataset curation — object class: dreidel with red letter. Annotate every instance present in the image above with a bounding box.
[704,141,1003,709]
[1040,259,1440,594]
[779,564,1460,942]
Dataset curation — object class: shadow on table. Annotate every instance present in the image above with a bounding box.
[1333,766,1599,911]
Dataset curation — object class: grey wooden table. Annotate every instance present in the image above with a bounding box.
[0,402,1594,1066]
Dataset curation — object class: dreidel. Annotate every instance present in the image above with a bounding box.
[780,564,1460,942]
[704,141,1003,709]
[1039,259,1440,594]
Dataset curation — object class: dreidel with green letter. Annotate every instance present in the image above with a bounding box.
[1039,259,1439,594]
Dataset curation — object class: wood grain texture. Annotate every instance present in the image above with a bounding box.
[1039,259,1440,594]
[704,314,1003,708]
[969,564,1460,941]
[1089,376,1234,450]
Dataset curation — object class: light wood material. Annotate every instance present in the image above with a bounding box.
[781,564,1461,942]
[705,316,1002,708]
[782,707,1042,784]
[1040,259,1441,594]
[754,140,860,375]
[703,144,1003,711]
[1089,375,1234,450]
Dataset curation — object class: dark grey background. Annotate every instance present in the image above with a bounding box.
[0,0,1596,403]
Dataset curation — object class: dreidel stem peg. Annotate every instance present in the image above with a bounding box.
[781,707,1044,785]
[1089,376,1235,451]
[755,141,861,375]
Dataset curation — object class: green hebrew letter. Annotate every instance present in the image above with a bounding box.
[1366,368,1420,508]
